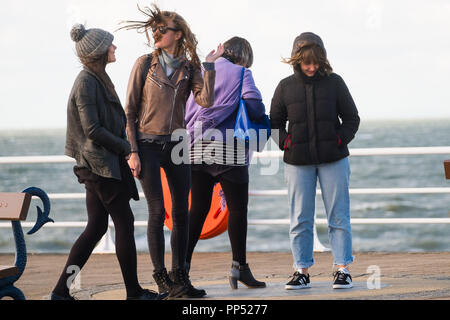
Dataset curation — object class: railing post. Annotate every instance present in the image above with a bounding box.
[313,222,329,252]
[93,218,115,254]
[445,160,450,217]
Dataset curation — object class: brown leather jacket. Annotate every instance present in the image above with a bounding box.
[125,53,215,152]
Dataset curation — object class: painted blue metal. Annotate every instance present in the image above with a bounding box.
[23,187,53,235]
[0,187,53,300]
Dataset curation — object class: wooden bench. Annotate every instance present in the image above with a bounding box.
[0,192,32,300]
[0,192,31,219]
[445,160,450,180]
[0,266,19,279]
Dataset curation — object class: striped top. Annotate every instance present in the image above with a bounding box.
[190,140,248,166]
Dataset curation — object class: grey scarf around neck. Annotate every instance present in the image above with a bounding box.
[158,50,185,77]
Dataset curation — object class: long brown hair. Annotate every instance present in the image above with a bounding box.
[118,4,201,69]
[80,52,108,75]
[79,52,119,101]
[283,42,333,76]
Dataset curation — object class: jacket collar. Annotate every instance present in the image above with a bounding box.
[149,52,190,88]
[294,67,324,84]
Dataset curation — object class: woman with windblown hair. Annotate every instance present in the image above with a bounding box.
[120,4,223,298]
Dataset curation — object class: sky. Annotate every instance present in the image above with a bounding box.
[1,0,450,129]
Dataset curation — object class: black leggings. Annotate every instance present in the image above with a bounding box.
[138,141,191,272]
[53,177,141,297]
[186,169,249,265]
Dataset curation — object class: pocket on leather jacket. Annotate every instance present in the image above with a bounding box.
[147,75,163,88]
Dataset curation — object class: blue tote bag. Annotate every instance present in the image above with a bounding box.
[233,68,271,152]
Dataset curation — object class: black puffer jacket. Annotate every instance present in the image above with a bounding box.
[270,68,360,165]
[270,32,360,166]
[65,67,131,180]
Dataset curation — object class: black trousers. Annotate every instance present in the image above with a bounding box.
[53,171,141,297]
[186,168,249,265]
[138,141,191,272]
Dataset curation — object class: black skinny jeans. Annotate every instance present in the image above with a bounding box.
[53,174,141,298]
[186,169,249,265]
[138,141,191,272]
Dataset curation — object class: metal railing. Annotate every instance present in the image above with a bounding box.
[1,146,450,253]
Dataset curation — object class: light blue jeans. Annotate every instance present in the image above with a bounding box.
[285,157,354,269]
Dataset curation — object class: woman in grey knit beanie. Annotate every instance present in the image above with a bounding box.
[70,24,114,61]
[70,24,119,101]
[50,24,166,301]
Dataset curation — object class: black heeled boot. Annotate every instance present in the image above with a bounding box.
[152,268,187,298]
[229,261,266,289]
[169,267,207,298]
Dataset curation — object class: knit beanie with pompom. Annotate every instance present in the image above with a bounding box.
[70,24,114,59]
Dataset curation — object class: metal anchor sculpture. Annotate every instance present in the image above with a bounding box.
[0,187,53,300]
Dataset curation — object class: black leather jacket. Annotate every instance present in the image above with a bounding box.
[65,67,131,180]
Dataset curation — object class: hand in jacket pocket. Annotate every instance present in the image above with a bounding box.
[283,134,292,150]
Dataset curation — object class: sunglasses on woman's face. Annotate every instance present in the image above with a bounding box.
[151,26,178,34]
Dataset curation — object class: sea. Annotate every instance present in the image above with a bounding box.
[0,119,449,254]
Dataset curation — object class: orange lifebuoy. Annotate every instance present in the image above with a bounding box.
[161,168,229,239]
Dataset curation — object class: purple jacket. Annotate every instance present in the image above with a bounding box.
[185,57,265,146]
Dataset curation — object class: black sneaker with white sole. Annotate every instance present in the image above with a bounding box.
[332,269,353,289]
[285,271,311,290]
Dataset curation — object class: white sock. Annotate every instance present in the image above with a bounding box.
[338,267,349,274]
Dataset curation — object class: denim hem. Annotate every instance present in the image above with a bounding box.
[333,256,354,267]
[293,262,314,269]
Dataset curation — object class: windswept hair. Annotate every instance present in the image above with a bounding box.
[118,4,201,69]
[283,42,333,76]
[222,37,253,68]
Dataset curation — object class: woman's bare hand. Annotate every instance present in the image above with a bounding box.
[205,43,224,63]
[127,153,141,178]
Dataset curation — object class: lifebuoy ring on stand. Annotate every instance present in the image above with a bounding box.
[161,169,229,239]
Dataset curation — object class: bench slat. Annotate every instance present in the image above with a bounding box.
[445,160,450,180]
[0,193,31,221]
[0,265,19,279]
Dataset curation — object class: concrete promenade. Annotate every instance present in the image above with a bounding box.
[1,251,449,300]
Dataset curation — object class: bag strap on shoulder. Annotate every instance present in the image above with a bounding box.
[143,53,153,81]
[238,67,245,98]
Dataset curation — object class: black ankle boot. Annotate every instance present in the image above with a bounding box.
[126,289,168,300]
[229,261,266,289]
[152,268,187,298]
[169,267,207,298]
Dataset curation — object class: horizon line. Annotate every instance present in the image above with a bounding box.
[2,117,450,131]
